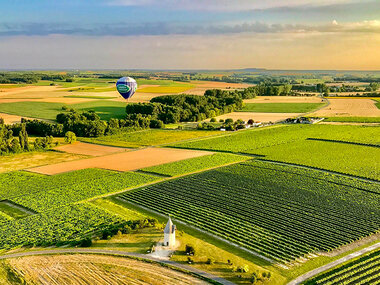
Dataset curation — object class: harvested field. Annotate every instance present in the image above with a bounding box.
[8,254,207,285]
[28,147,212,175]
[0,151,87,173]
[0,113,34,124]
[185,81,252,95]
[312,98,380,117]
[54,142,127,156]
[213,112,301,123]
[244,96,324,103]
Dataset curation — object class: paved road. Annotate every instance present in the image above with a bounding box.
[0,248,235,285]
[287,242,380,285]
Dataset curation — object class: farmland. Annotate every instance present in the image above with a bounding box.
[239,103,325,113]
[141,153,249,176]
[305,249,380,285]
[81,129,222,148]
[120,160,380,264]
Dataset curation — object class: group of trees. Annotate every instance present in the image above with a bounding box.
[0,119,55,155]
[0,72,71,84]
[126,89,244,124]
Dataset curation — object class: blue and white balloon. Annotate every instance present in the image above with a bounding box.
[116,77,137,100]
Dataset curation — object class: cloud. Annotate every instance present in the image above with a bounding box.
[1,32,380,70]
[1,20,380,37]
[107,0,357,11]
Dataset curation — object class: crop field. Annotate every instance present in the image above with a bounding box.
[256,140,379,180]
[305,249,380,285]
[8,254,208,285]
[28,147,211,175]
[81,129,222,148]
[0,100,127,120]
[137,86,194,93]
[141,153,249,176]
[0,169,159,212]
[0,168,160,251]
[120,160,380,264]
[239,103,325,113]
[323,116,380,123]
[311,98,380,117]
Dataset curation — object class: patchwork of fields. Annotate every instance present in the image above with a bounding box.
[120,160,380,264]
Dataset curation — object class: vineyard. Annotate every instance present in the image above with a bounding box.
[0,169,159,251]
[120,160,380,264]
[305,249,380,284]
[141,153,248,177]
[0,169,159,212]
[172,124,380,180]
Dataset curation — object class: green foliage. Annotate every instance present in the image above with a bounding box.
[186,244,195,255]
[141,153,248,177]
[121,160,380,263]
[239,103,325,113]
[305,249,380,285]
[64,131,76,144]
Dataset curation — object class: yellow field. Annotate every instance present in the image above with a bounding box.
[137,86,194,93]
[7,254,207,285]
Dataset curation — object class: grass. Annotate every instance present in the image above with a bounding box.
[0,151,87,173]
[0,100,127,121]
[240,103,325,113]
[137,86,194,94]
[141,153,250,177]
[90,198,146,220]
[80,129,223,148]
[324,117,380,123]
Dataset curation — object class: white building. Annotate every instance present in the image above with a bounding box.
[164,216,176,247]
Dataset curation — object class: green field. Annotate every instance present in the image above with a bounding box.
[81,129,223,148]
[171,124,380,179]
[137,86,194,93]
[0,168,159,251]
[0,100,127,121]
[141,153,249,176]
[305,249,380,284]
[240,103,325,113]
[120,160,380,264]
[324,117,380,123]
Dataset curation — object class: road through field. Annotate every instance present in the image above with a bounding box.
[0,248,234,285]
[287,242,380,285]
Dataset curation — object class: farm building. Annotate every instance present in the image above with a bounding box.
[164,216,176,247]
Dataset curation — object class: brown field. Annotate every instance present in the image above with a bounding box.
[0,151,88,173]
[244,96,324,103]
[213,112,300,123]
[8,254,207,285]
[54,142,127,156]
[0,112,35,124]
[184,81,252,95]
[28,147,212,175]
[312,98,380,117]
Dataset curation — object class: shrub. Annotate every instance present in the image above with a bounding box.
[64,131,76,144]
[210,117,217,122]
[206,258,215,265]
[185,244,195,255]
[79,237,92,247]
[149,119,164,129]
[187,257,193,264]
[225,118,233,124]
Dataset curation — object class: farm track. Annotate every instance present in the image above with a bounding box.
[0,248,234,285]
[287,242,380,285]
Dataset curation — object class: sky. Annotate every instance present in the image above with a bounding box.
[0,0,380,70]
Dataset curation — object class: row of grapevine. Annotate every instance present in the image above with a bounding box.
[120,160,380,264]
[305,249,380,284]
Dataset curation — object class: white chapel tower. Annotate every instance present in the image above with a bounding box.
[164,216,176,247]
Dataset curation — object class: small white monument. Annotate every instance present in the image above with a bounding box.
[164,216,176,247]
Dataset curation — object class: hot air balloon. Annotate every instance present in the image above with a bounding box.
[116,77,137,100]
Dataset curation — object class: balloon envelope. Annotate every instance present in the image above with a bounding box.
[116,77,137,100]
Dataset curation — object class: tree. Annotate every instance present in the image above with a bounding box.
[185,244,195,256]
[64,131,76,144]
[18,123,29,151]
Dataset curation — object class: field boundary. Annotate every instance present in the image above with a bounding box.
[255,158,380,184]
[0,249,232,285]
[116,198,276,265]
[306,137,379,148]
[287,242,380,285]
